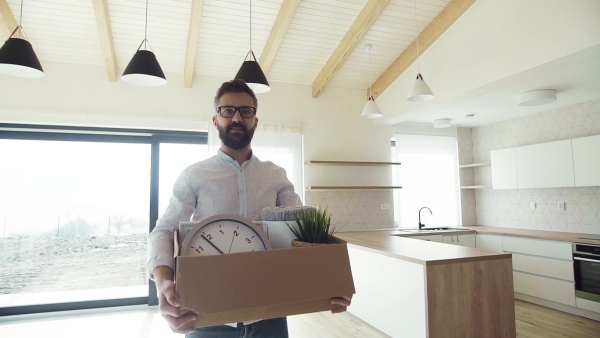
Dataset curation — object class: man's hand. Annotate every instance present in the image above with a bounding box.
[154,266,197,334]
[330,295,352,314]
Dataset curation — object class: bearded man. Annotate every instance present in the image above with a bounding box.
[147,79,351,338]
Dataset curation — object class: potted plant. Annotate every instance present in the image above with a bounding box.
[287,207,338,247]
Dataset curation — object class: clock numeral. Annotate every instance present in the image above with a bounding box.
[193,246,204,254]
[233,230,239,237]
[245,238,251,244]
[202,232,213,240]
[219,229,225,235]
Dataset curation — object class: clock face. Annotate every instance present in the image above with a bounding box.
[180,215,270,256]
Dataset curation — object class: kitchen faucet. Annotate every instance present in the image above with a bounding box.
[418,207,432,230]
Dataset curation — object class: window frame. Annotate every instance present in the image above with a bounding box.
[0,124,207,316]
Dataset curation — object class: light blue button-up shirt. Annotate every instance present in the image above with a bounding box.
[148,149,302,277]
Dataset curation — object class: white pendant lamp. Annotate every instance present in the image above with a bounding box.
[121,0,166,86]
[361,44,383,119]
[407,0,434,102]
[0,0,44,78]
[234,0,270,93]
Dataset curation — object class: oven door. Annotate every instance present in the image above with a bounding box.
[574,254,600,303]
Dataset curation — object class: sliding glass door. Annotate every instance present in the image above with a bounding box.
[0,126,207,315]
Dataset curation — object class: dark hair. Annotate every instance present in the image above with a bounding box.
[214,79,258,111]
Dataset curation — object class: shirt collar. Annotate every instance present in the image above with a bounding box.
[217,149,254,167]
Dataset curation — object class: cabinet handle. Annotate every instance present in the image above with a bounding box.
[574,257,600,263]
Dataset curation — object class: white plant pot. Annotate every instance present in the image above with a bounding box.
[262,220,302,249]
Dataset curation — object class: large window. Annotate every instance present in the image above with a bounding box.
[0,126,208,315]
[392,134,461,228]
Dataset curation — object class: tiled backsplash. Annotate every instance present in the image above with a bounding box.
[458,98,600,234]
[305,190,394,232]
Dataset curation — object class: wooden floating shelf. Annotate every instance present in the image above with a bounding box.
[306,160,401,166]
[459,162,491,168]
[460,185,491,190]
[306,186,402,191]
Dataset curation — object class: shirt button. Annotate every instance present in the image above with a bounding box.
[240,190,244,193]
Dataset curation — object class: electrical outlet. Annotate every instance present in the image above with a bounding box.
[381,204,390,210]
[529,202,536,209]
[558,202,565,211]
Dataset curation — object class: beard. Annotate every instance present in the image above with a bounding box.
[216,121,255,150]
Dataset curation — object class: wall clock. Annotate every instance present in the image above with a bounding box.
[179,214,271,256]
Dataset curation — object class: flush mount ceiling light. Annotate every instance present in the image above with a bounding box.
[0,0,44,78]
[234,0,270,94]
[407,0,433,102]
[517,89,557,106]
[361,44,383,119]
[433,118,451,128]
[121,0,166,86]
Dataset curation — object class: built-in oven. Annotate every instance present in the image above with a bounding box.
[573,242,600,303]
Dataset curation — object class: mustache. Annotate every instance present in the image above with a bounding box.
[228,122,247,132]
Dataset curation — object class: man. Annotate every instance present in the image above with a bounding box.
[148,79,351,337]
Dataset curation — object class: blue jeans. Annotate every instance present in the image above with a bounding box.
[186,317,288,338]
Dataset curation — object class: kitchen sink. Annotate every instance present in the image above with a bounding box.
[392,227,470,233]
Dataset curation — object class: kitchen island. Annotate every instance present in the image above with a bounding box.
[336,230,516,338]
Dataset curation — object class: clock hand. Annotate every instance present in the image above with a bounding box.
[228,234,236,254]
[201,234,224,254]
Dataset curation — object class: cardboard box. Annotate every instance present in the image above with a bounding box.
[174,235,355,329]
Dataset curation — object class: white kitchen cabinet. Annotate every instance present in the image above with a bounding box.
[572,134,600,187]
[513,271,576,307]
[347,245,427,337]
[502,236,575,308]
[491,148,518,189]
[502,236,572,260]
[476,234,503,252]
[442,234,476,247]
[410,235,442,243]
[515,139,575,189]
[511,253,573,281]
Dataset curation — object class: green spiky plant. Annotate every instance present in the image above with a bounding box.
[287,207,337,244]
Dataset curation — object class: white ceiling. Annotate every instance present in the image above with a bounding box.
[387,44,600,128]
[1,0,599,128]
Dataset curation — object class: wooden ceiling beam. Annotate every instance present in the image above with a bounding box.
[370,0,476,99]
[91,0,117,82]
[0,0,18,38]
[184,0,204,88]
[311,0,391,98]
[259,0,301,74]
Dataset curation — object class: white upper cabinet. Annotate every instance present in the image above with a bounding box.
[515,139,575,189]
[572,135,600,187]
[491,148,518,189]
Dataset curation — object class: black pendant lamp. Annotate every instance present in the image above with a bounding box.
[121,0,166,86]
[234,0,270,93]
[0,0,44,78]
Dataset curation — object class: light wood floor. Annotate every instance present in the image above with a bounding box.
[0,300,598,337]
[288,300,600,337]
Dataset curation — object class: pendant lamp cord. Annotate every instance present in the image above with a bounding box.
[18,0,23,38]
[144,0,149,49]
[368,46,372,98]
[414,0,420,73]
[249,0,252,54]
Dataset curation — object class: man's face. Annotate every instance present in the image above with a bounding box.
[213,92,258,150]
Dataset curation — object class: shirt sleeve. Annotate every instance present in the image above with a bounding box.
[276,169,302,207]
[147,168,198,280]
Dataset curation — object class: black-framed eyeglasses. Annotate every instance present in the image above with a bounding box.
[216,106,257,118]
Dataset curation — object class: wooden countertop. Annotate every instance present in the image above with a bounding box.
[463,225,600,245]
[336,230,511,266]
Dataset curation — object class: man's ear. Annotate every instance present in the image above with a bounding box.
[254,117,259,128]
[212,115,217,127]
